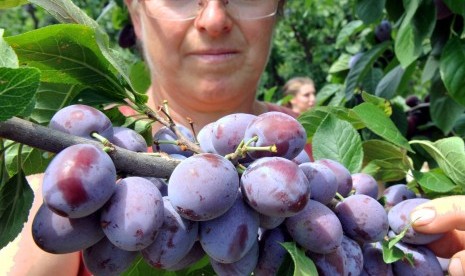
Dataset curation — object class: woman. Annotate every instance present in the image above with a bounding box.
[7,0,293,275]
[6,0,465,275]
[128,0,295,133]
[282,76,316,115]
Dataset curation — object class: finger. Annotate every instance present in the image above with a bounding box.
[449,250,465,276]
[426,230,465,258]
[410,195,465,234]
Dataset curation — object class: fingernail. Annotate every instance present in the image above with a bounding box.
[410,207,436,225]
[449,258,465,276]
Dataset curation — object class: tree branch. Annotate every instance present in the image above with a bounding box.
[0,117,179,178]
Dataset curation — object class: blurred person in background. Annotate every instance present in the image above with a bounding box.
[282,76,316,115]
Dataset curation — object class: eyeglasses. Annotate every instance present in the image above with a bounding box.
[141,0,280,21]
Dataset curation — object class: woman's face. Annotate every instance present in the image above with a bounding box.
[291,83,316,113]
[131,1,278,113]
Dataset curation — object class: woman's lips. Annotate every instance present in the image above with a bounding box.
[189,49,240,63]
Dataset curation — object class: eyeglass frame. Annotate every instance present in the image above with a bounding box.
[139,0,285,21]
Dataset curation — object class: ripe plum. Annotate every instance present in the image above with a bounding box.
[197,122,218,154]
[243,112,307,160]
[164,242,206,271]
[211,113,256,156]
[241,157,310,217]
[299,162,338,205]
[388,198,443,245]
[361,243,394,275]
[392,242,443,275]
[341,235,363,276]
[253,227,287,276]
[258,214,285,230]
[351,172,379,199]
[199,194,259,264]
[210,239,259,276]
[83,237,138,275]
[335,194,389,243]
[101,177,164,251]
[152,125,195,157]
[32,203,104,254]
[49,104,113,139]
[316,158,353,197]
[42,144,116,218]
[285,199,343,254]
[307,245,348,276]
[381,183,416,210]
[168,153,239,221]
[110,126,147,152]
[141,197,199,269]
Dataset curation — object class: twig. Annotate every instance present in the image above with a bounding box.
[0,117,179,178]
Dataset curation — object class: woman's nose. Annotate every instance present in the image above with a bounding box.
[194,0,233,37]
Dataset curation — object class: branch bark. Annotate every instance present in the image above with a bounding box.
[0,117,179,178]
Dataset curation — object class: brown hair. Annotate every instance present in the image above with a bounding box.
[283,77,315,97]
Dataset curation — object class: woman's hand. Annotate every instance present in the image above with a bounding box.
[410,195,465,276]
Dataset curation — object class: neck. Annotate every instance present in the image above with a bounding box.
[146,85,267,133]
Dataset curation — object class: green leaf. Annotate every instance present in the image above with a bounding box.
[443,0,465,17]
[0,171,34,249]
[280,242,318,276]
[382,241,410,264]
[430,77,465,135]
[184,255,213,275]
[355,0,386,24]
[129,61,151,95]
[362,159,407,182]
[5,143,53,176]
[276,253,294,276]
[5,24,127,102]
[0,67,40,121]
[29,0,98,27]
[362,140,410,182]
[0,29,18,68]
[454,114,465,138]
[388,224,411,250]
[375,64,406,99]
[72,87,125,106]
[315,84,344,106]
[352,102,412,152]
[344,42,389,100]
[385,0,405,22]
[412,169,456,193]
[421,53,440,84]
[122,257,172,276]
[335,20,364,48]
[312,114,363,173]
[29,0,147,104]
[440,37,465,106]
[396,62,417,98]
[0,0,28,9]
[360,67,384,95]
[263,86,278,103]
[299,106,364,143]
[122,253,214,276]
[411,137,465,188]
[328,53,351,74]
[30,82,83,124]
[395,0,436,68]
[381,223,415,265]
[361,91,392,116]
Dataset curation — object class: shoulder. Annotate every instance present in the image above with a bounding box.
[264,102,299,118]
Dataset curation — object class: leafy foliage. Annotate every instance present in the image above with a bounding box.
[1,0,465,275]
